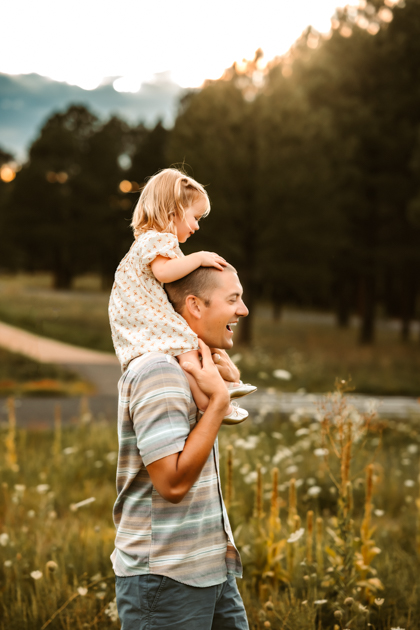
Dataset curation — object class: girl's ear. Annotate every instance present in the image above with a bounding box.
[184,295,203,320]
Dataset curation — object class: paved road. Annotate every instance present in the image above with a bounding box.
[1,320,419,428]
[1,392,419,429]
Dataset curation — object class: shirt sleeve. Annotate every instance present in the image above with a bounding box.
[128,358,192,466]
[138,231,179,265]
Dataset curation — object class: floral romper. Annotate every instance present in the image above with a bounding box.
[109,230,199,372]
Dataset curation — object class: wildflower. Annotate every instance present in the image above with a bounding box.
[401,458,411,466]
[334,611,343,619]
[306,477,316,486]
[404,479,415,488]
[390,627,405,630]
[94,460,104,468]
[63,446,77,455]
[374,509,385,517]
[96,591,106,600]
[273,369,292,380]
[264,601,274,611]
[375,598,385,606]
[105,452,117,464]
[295,428,310,436]
[264,622,271,628]
[407,444,418,454]
[36,484,50,494]
[70,497,96,512]
[4,560,12,567]
[77,587,88,596]
[287,528,305,543]
[30,570,43,580]
[46,561,58,573]
[308,486,322,497]
[344,597,354,606]
[314,448,328,457]
[105,598,119,622]
[272,432,283,440]
[244,471,258,484]
[0,533,9,546]
[285,465,298,475]
[27,510,35,518]
[272,446,293,464]
[14,484,26,494]
[314,599,328,605]
[48,511,57,520]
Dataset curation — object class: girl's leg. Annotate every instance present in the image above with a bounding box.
[178,350,210,412]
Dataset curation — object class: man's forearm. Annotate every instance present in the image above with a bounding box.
[147,394,227,503]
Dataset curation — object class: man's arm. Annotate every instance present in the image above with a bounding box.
[146,340,229,504]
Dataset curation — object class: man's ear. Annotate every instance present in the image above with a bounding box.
[184,295,203,320]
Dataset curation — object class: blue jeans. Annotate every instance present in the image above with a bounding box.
[115,573,249,630]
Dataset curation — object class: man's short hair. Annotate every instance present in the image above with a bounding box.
[165,264,236,314]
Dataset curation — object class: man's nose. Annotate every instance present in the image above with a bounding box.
[237,299,249,317]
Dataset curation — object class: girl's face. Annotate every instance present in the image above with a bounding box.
[173,196,208,243]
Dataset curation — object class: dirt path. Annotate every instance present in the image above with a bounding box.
[0,320,119,365]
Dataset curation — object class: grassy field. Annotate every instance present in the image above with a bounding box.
[0,348,94,397]
[0,273,419,395]
[1,390,420,629]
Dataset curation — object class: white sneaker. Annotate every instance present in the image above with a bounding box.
[222,402,249,426]
[228,381,257,399]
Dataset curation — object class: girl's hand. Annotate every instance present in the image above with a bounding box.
[210,349,240,383]
[199,251,228,271]
[182,340,229,406]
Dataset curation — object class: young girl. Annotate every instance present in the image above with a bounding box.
[108,168,256,424]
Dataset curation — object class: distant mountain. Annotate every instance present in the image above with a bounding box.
[0,72,184,159]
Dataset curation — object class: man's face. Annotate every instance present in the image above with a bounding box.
[190,271,249,349]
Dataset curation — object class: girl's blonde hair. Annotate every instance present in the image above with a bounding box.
[131,168,210,239]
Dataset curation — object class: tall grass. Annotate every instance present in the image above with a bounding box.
[1,389,420,628]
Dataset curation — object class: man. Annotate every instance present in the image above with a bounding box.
[112,263,249,630]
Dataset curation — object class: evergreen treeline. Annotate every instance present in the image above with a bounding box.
[1,0,420,344]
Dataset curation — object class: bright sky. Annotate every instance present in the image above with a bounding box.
[1,0,345,91]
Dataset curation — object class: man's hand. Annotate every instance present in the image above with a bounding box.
[210,349,240,383]
[182,340,229,409]
[199,251,228,271]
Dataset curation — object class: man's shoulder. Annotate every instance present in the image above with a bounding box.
[122,353,183,384]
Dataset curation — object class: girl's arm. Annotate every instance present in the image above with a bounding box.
[151,251,227,284]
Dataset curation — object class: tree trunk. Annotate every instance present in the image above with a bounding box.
[336,281,351,328]
[53,268,73,290]
[358,273,376,345]
[53,249,73,290]
[400,269,417,343]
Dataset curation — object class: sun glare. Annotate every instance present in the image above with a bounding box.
[0,0,353,91]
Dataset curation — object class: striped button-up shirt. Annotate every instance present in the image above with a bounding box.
[111,352,242,587]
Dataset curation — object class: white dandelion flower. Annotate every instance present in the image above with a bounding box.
[374,509,385,517]
[273,369,292,380]
[4,560,12,568]
[285,465,298,475]
[404,479,415,488]
[295,428,310,437]
[30,570,43,580]
[77,587,88,596]
[314,599,328,605]
[0,533,9,547]
[308,486,322,498]
[36,484,50,494]
[105,598,119,622]
[287,528,305,543]
[314,448,329,457]
[63,447,77,455]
